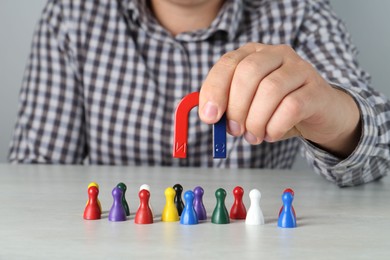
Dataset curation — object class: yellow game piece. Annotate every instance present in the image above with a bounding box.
[161,187,179,222]
[86,182,102,212]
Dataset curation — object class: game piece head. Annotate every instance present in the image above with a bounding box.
[283,188,294,197]
[88,182,99,189]
[249,189,261,201]
[282,191,293,205]
[112,186,123,198]
[184,190,195,202]
[215,188,227,200]
[117,182,127,192]
[233,186,244,197]
[173,184,183,194]
[88,186,99,197]
[194,186,204,197]
[140,184,150,191]
[139,189,150,200]
[165,187,176,198]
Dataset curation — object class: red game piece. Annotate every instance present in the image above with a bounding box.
[83,186,101,220]
[135,189,153,224]
[278,188,296,218]
[172,92,199,158]
[230,186,247,219]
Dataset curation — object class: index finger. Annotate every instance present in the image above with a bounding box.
[199,43,265,124]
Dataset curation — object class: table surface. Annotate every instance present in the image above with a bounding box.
[0,164,389,259]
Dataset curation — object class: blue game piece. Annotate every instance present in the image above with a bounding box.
[108,187,127,222]
[213,113,226,158]
[180,190,198,225]
[193,186,207,221]
[278,192,297,228]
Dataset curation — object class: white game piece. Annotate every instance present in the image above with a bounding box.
[245,189,265,225]
[139,184,154,216]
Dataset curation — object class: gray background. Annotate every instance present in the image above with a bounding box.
[1,1,389,167]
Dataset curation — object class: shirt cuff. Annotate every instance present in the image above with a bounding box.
[301,84,378,174]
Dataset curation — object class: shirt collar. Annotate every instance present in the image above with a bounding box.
[124,0,243,42]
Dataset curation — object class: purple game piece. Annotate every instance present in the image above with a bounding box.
[193,186,207,221]
[108,187,127,222]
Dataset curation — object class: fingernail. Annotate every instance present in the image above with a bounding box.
[202,101,218,121]
[244,131,259,144]
[228,120,241,136]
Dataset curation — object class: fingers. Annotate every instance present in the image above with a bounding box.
[240,58,308,143]
[199,43,320,145]
[264,82,316,142]
[199,43,265,124]
[226,50,284,136]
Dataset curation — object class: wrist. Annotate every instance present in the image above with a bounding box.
[315,87,362,158]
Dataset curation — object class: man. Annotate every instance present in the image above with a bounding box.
[9,0,390,186]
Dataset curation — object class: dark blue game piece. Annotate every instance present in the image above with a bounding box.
[278,191,297,228]
[108,187,127,222]
[180,190,198,225]
[193,186,207,221]
[213,113,226,158]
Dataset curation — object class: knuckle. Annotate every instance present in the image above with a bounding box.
[260,76,284,97]
[282,95,305,118]
[243,42,260,50]
[219,52,241,69]
[266,120,286,141]
[227,102,247,122]
[245,115,263,137]
[237,57,260,74]
[275,44,294,53]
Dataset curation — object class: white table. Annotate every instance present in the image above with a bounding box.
[0,164,388,259]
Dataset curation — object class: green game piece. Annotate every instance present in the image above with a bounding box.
[211,188,230,224]
[117,182,130,216]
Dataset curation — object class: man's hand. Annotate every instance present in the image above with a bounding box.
[199,43,361,158]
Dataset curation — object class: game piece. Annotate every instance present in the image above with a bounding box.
[108,187,127,222]
[173,184,185,216]
[86,182,102,212]
[139,184,154,216]
[162,187,179,222]
[211,188,230,224]
[193,186,207,221]
[180,190,199,225]
[278,191,297,228]
[117,182,130,216]
[278,188,296,218]
[135,189,153,224]
[173,92,199,158]
[245,189,264,225]
[213,113,227,158]
[83,186,101,220]
[230,186,247,219]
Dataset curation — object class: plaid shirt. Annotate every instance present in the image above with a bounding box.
[9,0,390,186]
